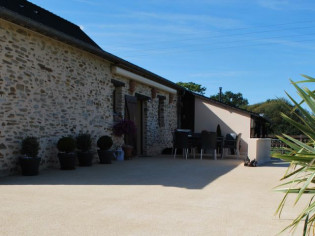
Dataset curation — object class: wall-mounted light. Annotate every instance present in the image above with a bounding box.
[151,88,157,99]
[169,93,174,104]
[129,80,136,93]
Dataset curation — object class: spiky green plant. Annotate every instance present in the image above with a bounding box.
[273,75,315,235]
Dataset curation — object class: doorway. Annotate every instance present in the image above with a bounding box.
[136,99,144,155]
[125,95,145,155]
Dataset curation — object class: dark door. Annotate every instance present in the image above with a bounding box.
[125,95,144,155]
[180,92,195,131]
[136,99,144,155]
[125,95,137,153]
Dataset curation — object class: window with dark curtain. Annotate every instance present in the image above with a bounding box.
[113,89,117,113]
[111,79,125,122]
[158,96,165,127]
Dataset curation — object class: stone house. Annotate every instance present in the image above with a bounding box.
[0,0,181,175]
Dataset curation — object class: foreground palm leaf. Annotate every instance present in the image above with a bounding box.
[274,75,315,235]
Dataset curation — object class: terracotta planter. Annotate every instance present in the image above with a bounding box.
[123,145,133,160]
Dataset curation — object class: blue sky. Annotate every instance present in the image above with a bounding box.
[29,0,315,105]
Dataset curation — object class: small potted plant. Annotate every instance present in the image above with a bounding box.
[76,133,93,166]
[113,119,136,159]
[97,135,114,164]
[19,137,41,176]
[57,136,76,170]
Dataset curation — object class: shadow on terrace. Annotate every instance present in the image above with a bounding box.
[0,156,286,189]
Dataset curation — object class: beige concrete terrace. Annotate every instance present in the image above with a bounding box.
[0,156,309,235]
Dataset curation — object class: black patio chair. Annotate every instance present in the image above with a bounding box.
[200,131,217,160]
[221,133,242,159]
[173,131,192,160]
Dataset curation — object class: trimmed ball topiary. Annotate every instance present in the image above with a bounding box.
[76,133,92,152]
[97,136,113,150]
[21,137,39,158]
[57,136,76,153]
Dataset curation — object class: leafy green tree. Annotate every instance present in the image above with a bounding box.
[176,82,206,95]
[210,91,249,108]
[247,98,302,136]
[273,75,315,235]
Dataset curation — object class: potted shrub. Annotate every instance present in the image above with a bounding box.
[76,133,93,166]
[57,136,76,170]
[113,119,136,159]
[97,135,114,164]
[19,137,41,176]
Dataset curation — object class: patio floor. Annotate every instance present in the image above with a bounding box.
[0,156,309,235]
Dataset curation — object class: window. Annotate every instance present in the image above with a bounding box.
[113,89,117,113]
[158,96,166,127]
[111,79,125,121]
[250,116,268,138]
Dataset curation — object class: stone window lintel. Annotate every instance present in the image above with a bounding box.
[111,79,125,87]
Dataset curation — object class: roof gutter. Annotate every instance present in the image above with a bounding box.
[112,66,177,94]
[191,91,268,121]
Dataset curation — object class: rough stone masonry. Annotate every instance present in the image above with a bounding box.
[0,19,177,176]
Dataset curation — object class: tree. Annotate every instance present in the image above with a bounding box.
[176,82,206,95]
[210,91,249,108]
[246,98,303,136]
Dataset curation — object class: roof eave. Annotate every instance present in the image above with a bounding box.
[190,91,268,121]
[0,7,182,92]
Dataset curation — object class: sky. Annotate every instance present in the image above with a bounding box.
[28,0,315,105]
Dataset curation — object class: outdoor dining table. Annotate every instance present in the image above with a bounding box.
[188,133,224,154]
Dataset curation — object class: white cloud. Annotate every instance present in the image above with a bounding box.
[189,71,249,79]
[262,38,315,50]
[87,23,212,38]
[257,0,290,10]
[121,11,245,30]
[256,0,315,11]
[72,0,102,6]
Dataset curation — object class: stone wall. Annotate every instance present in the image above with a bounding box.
[121,81,177,155]
[0,19,177,175]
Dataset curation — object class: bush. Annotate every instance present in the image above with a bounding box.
[76,133,92,152]
[21,137,39,158]
[57,136,76,153]
[97,136,113,150]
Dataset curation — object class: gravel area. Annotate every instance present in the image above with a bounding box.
[0,156,307,236]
